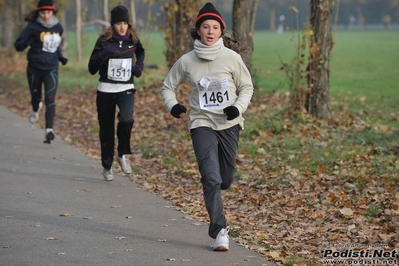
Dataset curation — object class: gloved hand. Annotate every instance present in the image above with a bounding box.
[223,106,239,120]
[132,63,143,78]
[99,45,116,61]
[170,104,187,119]
[60,57,68,65]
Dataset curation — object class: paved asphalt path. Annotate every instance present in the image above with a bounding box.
[0,104,278,266]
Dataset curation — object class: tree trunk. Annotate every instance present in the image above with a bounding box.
[145,0,153,31]
[76,0,82,61]
[130,0,137,27]
[1,0,14,48]
[164,0,202,69]
[232,0,251,48]
[269,8,276,31]
[15,0,26,34]
[232,0,257,69]
[308,0,333,119]
[59,12,68,58]
[249,0,258,44]
[103,0,108,31]
[57,0,69,58]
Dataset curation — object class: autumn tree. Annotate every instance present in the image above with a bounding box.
[232,0,258,69]
[0,0,18,48]
[56,0,69,59]
[129,0,137,27]
[164,0,205,68]
[76,0,82,61]
[307,0,334,119]
[103,0,109,26]
[13,0,27,34]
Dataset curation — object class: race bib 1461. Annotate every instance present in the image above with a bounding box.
[197,77,231,110]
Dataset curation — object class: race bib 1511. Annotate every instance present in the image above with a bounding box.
[107,58,132,81]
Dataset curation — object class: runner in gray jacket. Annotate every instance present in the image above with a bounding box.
[161,2,254,252]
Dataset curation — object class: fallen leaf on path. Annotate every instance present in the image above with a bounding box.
[340,208,354,218]
[268,251,282,260]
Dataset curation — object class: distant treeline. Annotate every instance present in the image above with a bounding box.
[58,0,398,31]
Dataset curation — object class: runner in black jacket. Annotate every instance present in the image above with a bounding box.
[88,5,145,181]
[14,0,67,144]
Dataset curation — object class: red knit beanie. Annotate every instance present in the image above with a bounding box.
[195,2,226,29]
[36,0,55,11]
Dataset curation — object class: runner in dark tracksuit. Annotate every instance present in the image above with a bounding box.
[14,0,67,144]
[88,5,145,181]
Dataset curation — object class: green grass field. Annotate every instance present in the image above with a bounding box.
[252,31,399,108]
[61,30,399,109]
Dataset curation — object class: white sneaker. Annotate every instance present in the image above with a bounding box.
[102,168,114,181]
[43,129,55,144]
[212,226,229,251]
[117,155,132,174]
[29,102,43,124]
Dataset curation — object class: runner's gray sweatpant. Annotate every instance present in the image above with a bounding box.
[190,125,240,239]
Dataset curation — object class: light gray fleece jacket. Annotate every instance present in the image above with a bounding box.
[161,38,254,131]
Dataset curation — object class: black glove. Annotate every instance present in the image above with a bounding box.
[223,106,239,120]
[170,104,187,119]
[60,57,68,65]
[132,63,143,78]
[98,45,116,61]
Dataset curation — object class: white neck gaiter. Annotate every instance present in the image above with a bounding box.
[194,38,224,61]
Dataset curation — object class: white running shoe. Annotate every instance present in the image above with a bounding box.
[117,155,132,174]
[102,168,114,181]
[212,226,230,251]
[29,102,43,124]
[43,129,55,144]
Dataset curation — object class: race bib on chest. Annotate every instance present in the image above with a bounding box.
[107,58,132,81]
[42,33,61,53]
[197,77,231,110]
